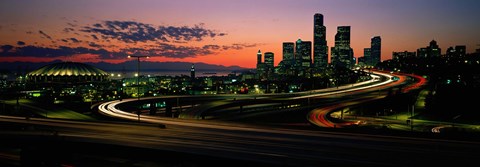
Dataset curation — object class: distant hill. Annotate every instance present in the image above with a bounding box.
[0,60,248,73]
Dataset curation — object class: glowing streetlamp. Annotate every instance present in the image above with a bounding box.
[128,55,149,121]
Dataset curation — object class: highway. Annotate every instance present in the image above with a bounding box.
[1,115,479,166]
[98,70,401,126]
[4,70,462,166]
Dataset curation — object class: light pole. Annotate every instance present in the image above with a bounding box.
[128,55,149,121]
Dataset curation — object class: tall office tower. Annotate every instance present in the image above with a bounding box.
[256,50,265,76]
[331,26,354,69]
[295,39,312,69]
[282,42,295,66]
[428,40,441,57]
[371,36,381,66]
[190,64,195,80]
[313,13,328,69]
[257,50,262,66]
[364,48,371,66]
[264,52,274,70]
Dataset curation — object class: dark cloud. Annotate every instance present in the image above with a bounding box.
[93,23,102,28]
[88,42,101,48]
[222,43,260,50]
[0,43,218,59]
[38,30,52,40]
[80,20,226,43]
[0,45,126,59]
[1,21,237,60]
[1,45,14,53]
[203,45,221,50]
[69,38,80,43]
[67,22,77,27]
[123,43,216,59]
[91,34,99,40]
[63,27,75,33]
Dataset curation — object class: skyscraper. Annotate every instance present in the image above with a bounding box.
[364,48,371,66]
[282,42,295,66]
[295,39,312,69]
[313,13,328,69]
[190,63,195,80]
[428,40,441,57]
[257,50,262,66]
[256,50,265,78]
[264,52,274,70]
[371,36,381,66]
[331,26,354,69]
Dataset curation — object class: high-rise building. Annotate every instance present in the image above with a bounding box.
[371,36,381,66]
[264,52,274,78]
[363,48,371,66]
[257,50,262,66]
[264,52,274,69]
[190,64,195,80]
[295,39,312,69]
[313,13,328,69]
[428,40,441,57]
[282,42,295,66]
[331,26,354,69]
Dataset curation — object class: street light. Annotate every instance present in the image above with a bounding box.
[128,55,149,121]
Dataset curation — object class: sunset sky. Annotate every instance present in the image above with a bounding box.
[1,0,479,68]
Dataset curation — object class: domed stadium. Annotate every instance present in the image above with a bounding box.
[27,62,109,83]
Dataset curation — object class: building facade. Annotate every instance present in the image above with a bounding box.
[371,36,381,66]
[313,13,328,69]
[331,26,354,69]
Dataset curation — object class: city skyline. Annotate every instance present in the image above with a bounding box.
[1,0,480,68]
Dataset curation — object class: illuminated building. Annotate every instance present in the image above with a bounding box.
[264,52,274,69]
[446,45,466,59]
[371,36,381,66]
[331,26,354,69]
[282,42,295,66]
[392,51,416,61]
[295,39,312,67]
[191,64,195,80]
[26,62,108,83]
[417,40,441,58]
[25,62,111,102]
[264,52,274,78]
[313,13,328,69]
[363,48,371,66]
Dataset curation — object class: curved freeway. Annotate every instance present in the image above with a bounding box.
[99,70,397,121]
[307,70,422,128]
[3,70,477,166]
